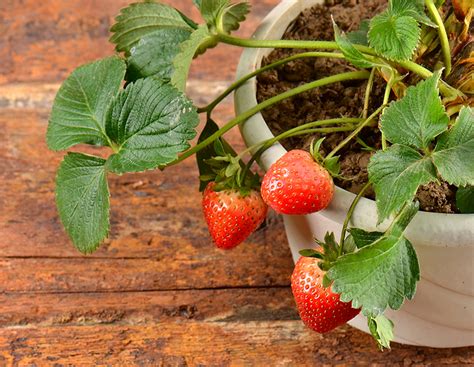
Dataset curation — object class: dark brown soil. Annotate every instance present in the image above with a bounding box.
[256,0,458,213]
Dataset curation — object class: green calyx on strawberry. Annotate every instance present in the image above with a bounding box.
[261,147,335,215]
[199,138,267,249]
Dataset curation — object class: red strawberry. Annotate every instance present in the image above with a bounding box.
[261,150,334,215]
[202,182,268,249]
[291,255,360,333]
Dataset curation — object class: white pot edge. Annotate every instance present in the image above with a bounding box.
[234,0,474,348]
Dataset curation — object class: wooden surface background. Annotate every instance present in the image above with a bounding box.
[1,0,473,365]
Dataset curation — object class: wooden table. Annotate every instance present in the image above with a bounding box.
[1,0,472,365]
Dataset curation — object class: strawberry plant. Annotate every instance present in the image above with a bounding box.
[46,0,473,349]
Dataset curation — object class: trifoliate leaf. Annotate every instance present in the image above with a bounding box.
[56,153,110,253]
[47,57,126,151]
[368,10,421,61]
[196,119,237,191]
[456,186,474,213]
[347,20,370,46]
[110,2,194,55]
[171,25,214,92]
[368,314,395,350]
[333,20,375,69]
[368,145,437,222]
[328,202,420,316]
[348,228,384,248]
[126,28,192,82]
[380,71,449,149]
[106,78,199,174]
[432,107,474,186]
[391,0,438,28]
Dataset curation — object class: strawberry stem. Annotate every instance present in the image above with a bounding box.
[325,104,385,160]
[198,51,345,116]
[339,181,371,255]
[164,71,370,168]
[425,0,452,75]
[217,32,458,97]
[240,117,365,185]
[362,68,376,120]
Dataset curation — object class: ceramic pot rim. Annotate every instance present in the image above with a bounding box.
[234,0,474,248]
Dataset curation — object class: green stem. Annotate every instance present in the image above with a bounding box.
[218,33,343,52]
[339,181,371,255]
[425,0,452,75]
[326,104,385,160]
[240,117,364,183]
[381,74,394,151]
[363,68,376,119]
[198,51,344,115]
[165,71,370,168]
[218,32,458,97]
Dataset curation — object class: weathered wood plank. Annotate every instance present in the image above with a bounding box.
[0,288,297,327]
[0,254,291,293]
[0,323,472,366]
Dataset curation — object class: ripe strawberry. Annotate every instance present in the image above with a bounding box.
[202,182,268,249]
[261,150,334,215]
[291,255,360,333]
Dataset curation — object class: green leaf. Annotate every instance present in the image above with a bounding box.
[347,20,370,46]
[456,186,474,213]
[328,202,420,316]
[106,78,199,174]
[171,25,214,92]
[110,2,194,55]
[47,57,126,151]
[368,10,421,61]
[324,156,341,177]
[368,314,395,350]
[380,71,449,149]
[196,119,238,191]
[193,0,202,8]
[219,2,250,33]
[391,0,438,27]
[348,228,384,248]
[333,20,375,69]
[199,0,249,33]
[432,107,474,186]
[368,145,437,222]
[200,0,228,23]
[299,249,324,259]
[56,153,110,253]
[126,28,192,82]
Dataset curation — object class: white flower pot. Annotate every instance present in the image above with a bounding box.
[235,0,474,348]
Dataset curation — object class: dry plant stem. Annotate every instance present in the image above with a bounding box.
[326,104,385,160]
[165,71,370,168]
[198,51,345,115]
[339,181,371,256]
[425,0,452,75]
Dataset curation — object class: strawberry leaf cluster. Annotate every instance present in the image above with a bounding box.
[369,72,473,221]
[47,1,250,252]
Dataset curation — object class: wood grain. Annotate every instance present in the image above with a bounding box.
[1,0,473,365]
